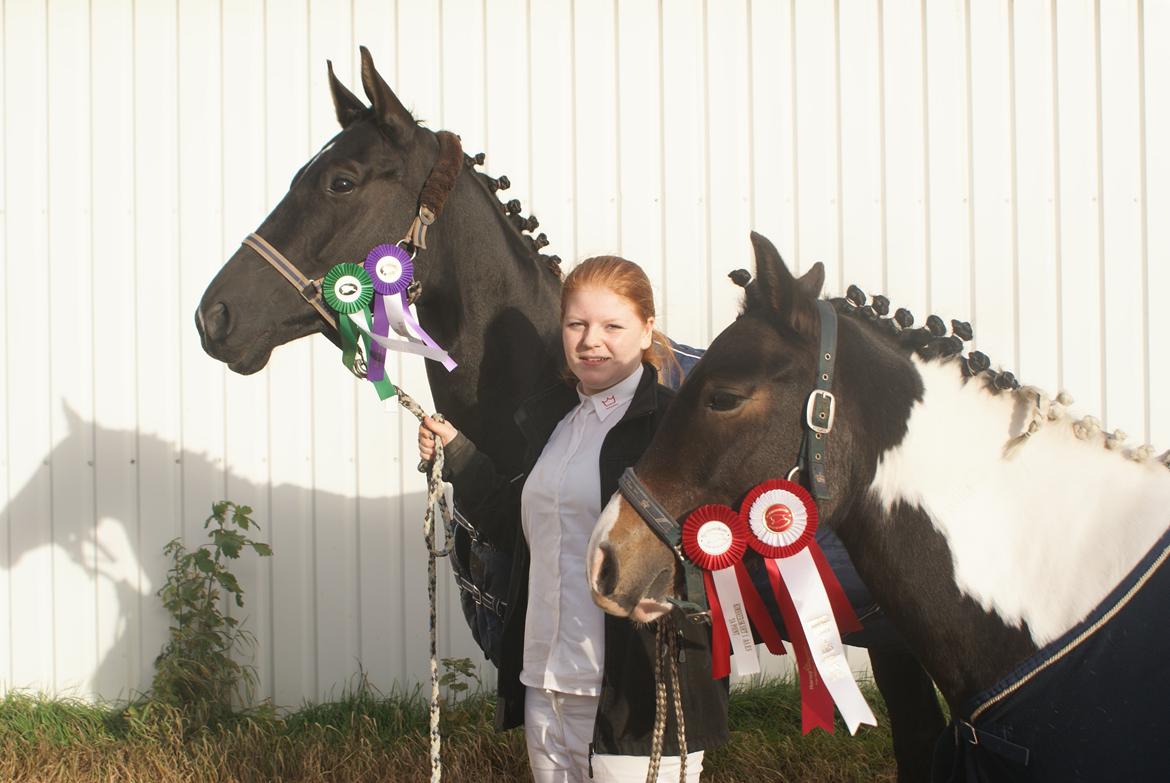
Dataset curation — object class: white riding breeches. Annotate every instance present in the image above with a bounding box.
[523,687,704,782]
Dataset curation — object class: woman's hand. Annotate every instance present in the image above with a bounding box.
[418,415,459,463]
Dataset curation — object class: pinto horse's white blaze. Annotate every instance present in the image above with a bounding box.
[871,357,1170,646]
[588,494,623,609]
[588,492,674,621]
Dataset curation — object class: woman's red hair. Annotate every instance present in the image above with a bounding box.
[560,256,681,383]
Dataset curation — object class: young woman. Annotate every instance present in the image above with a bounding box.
[418,256,727,782]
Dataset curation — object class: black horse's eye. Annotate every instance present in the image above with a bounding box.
[706,390,744,412]
[330,175,356,193]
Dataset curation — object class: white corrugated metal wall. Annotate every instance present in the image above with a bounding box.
[2,0,1167,706]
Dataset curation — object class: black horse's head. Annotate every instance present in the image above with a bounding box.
[196,47,447,374]
[589,231,922,619]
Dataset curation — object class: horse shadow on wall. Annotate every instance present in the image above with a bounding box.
[2,404,474,706]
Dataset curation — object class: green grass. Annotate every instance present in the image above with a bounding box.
[0,677,895,782]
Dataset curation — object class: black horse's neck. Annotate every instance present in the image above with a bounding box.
[411,162,564,475]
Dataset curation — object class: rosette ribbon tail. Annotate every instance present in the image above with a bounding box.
[702,571,732,680]
[367,295,390,382]
[733,562,788,656]
[762,558,837,734]
[350,310,397,400]
[768,552,877,735]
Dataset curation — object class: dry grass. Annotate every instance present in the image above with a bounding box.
[0,679,896,782]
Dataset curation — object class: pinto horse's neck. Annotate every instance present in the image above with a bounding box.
[412,166,563,474]
[838,356,1170,709]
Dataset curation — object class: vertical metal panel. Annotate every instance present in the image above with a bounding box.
[749,0,798,289]
[221,0,274,701]
[3,0,1169,704]
[0,0,9,693]
[659,0,707,344]
[262,0,317,708]
[1012,0,1060,393]
[46,0,97,695]
[1055,0,1105,417]
[5,0,55,693]
[1146,0,1170,449]
[133,0,184,695]
[794,0,841,290]
[882,0,929,312]
[1099,0,1147,440]
[89,0,142,702]
[838,0,885,289]
[528,0,576,269]
[704,0,753,328]
[572,0,619,258]
[968,0,1017,368]
[923,0,973,319]
[616,0,665,287]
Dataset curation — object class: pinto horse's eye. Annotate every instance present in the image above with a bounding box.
[329,175,356,194]
[706,390,744,412]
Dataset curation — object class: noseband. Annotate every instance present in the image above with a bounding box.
[240,130,465,349]
[618,299,840,615]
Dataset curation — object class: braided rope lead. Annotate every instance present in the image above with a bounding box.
[396,388,454,783]
[646,616,688,783]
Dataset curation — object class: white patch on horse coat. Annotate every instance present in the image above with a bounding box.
[870,357,1170,646]
[587,493,623,593]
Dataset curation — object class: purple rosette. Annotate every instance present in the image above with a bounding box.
[364,244,414,295]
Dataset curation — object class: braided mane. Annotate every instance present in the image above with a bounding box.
[730,269,1170,467]
[463,152,564,281]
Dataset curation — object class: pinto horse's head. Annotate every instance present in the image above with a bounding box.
[588,232,919,621]
[196,47,442,374]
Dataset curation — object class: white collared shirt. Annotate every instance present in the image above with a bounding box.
[519,364,646,695]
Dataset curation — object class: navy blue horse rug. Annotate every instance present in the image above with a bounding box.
[933,523,1170,782]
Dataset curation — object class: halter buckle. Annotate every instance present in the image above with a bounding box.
[805,389,836,434]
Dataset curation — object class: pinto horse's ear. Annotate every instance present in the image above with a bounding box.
[328,60,367,128]
[358,45,416,145]
[749,231,823,338]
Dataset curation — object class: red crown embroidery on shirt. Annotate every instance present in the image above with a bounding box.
[602,395,617,409]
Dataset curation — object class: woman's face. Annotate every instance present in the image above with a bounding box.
[562,286,654,396]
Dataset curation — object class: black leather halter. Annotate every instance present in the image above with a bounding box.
[617,299,840,615]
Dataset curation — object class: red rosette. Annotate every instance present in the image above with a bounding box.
[741,479,818,560]
[682,505,747,571]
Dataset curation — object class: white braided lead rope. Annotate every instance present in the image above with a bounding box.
[396,388,455,783]
[645,616,688,783]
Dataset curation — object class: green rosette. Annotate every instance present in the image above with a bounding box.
[324,263,375,370]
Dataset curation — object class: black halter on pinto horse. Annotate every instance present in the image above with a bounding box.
[196,48,943,780]
[588,231,1170,781]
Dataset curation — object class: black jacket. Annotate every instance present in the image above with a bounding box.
[442,363,730,755]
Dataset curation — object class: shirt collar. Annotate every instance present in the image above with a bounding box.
[578,365,645,421]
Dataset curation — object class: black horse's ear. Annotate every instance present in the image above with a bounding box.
[749,231,821,338]
[328,60,367,128]
[359,45,416,145]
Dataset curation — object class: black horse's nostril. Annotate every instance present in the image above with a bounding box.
[596,542,619,598]
[202,301,232,342]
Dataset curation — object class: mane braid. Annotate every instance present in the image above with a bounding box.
[827,288,1170,469]
[465,160,564,281]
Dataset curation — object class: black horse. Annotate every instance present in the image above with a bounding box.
[196,48,943,781]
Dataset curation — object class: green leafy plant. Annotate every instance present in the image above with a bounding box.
[151,501,272,726]
[439,657,481,706]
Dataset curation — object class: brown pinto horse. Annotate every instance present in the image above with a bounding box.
[195,48,943,781]
[588,232,1170,781]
